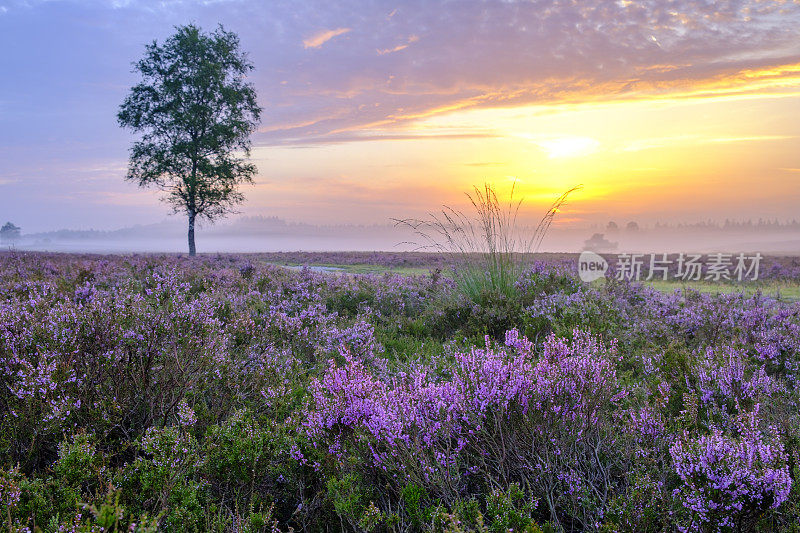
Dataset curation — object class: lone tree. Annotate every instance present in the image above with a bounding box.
[0,222,21,244]
[118,24,261,255]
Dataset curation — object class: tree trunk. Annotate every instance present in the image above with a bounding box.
[188,211,196,256]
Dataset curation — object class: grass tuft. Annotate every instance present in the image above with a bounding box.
[396,182,580,303]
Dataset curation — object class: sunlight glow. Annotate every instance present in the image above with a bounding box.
[530,136,601,159]
[252,81,800,227]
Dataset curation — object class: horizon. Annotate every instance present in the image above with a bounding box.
[1,0,800,242]
[14,212,800,235]
[6,212,800,255]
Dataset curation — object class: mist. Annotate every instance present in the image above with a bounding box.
[5,215,800,256]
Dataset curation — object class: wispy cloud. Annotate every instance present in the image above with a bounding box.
[4,0,800,232]
[377,34,418,55]
[463,161,506,167]
[377,43,408,55]
[262,130,497,147]
[621,134,795,152]
[262,1,800,141]
[303,27,350,49]
[7,0,800,144]
[620,135,698,152]
[709,135,795,144]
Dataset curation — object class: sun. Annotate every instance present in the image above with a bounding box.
[534,136,601,159]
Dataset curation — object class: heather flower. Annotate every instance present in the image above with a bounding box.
[176,399,197,427]
[696,346,781,407]
[2,252,799,531]
[304,328,625,527]
[0,465,23,509]
[670,410,791,531]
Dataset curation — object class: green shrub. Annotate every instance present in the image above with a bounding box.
[203,409,300,516]
[117,426,204,531]
[485,483,540,533]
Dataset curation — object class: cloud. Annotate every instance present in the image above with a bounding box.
[4,0,800,219]
[377,34,418,55]
[303,27,350,49]
[222,0,800,146]
[621,134,795,152]
[464,161,506,167]
[709,135,795,144]
[262,130,497,147]
[377,43,408,55]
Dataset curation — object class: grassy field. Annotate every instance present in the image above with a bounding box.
[271,258,800,302]
[272,261,434,276]
[645,279,800,301]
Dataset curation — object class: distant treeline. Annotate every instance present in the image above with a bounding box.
[20,216,411,242]
[651,219,800,231]
[17,216,800,243]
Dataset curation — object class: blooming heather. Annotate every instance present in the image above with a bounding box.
[0,252,797,531]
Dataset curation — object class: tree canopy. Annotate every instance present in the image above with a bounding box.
[0,222,21,243]
[118,24,261,255]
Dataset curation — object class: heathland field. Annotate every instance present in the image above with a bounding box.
[1,251,800,532]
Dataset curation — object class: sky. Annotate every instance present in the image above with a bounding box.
[1,0,800,234]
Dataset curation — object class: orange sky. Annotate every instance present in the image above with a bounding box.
[2,0,800,232]
[248,63,800,227]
